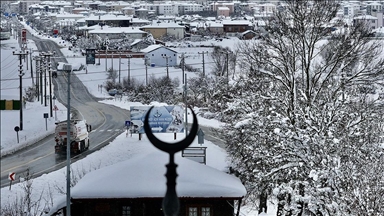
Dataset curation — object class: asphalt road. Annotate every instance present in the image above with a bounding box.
[1,36,131,188]
[1,30,228,188]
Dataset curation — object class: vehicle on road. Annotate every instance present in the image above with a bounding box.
[54,119,91,154]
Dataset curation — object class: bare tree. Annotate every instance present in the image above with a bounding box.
[224,0,384,215]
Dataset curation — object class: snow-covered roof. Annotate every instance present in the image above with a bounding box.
[47,151,245,215]
[141,22,185,29]
[208,22,224,27]
[354,15,378,20]
[56,14,85,19]
[218,7,230,11]
[137,7,148,11]
[88,27,146,34]
[222,20,253,26]
[85,14,132,21]
[73,7,88,11]
[130,18,151,24]
[140,44,176,53]
[72,151,246,199]
[241,30,256,35]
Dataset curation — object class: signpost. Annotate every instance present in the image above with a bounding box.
[86,49,96,65]
[197,128,204,145]
[14,126,20,143]
[44,113,48,131]
[9,172,16,190]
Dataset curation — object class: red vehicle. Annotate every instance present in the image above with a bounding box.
[53,29,59,35]
[21,28,26,43]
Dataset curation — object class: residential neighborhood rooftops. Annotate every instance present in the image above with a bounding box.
[222,20,253,26]
[141,22,185,29]
[88,26,147,34]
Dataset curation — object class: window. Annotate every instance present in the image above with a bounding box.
[202,207,211,216]
[188,207,198,216]
[122,206,131,216]
[187,206,211,216]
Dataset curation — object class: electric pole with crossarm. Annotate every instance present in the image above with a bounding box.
[13,50,29,131]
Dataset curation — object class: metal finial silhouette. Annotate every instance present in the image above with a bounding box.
[144,106,198,216]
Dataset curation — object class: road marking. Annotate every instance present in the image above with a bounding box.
[107,129,112,132]
[1,151,54,174]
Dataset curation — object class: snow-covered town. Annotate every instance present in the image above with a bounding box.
[1,0,384,216]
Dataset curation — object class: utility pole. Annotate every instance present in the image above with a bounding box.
[34,56,41,101]
[144,56,149,86]
[97,50,101,65]
[163,55,171,78]
[40,53,47,107]
[29,48,34,85]
[39,57,43,105]
[184,73,188,137]
[198,51,208,77]
[13,50,29,131]
[118,52,121,84]
[127,54,132,86]
[40,52,55,113]
[105,46,108,71]
[104,38,110,71]
[63,64,72,216]
[225,52,229,88]
[111,50,114,71]
[180,53,185,84]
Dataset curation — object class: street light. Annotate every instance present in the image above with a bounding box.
[63,63,72,216]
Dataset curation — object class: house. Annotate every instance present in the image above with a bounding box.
[85,15,132,27]
[222,20,253,37]
[353,15,379,30]
[217,7,230,17]
[122,7,135,16]
[207,22,224,35]
[240,30,256,40]
[87,26,148,40]
[141,45,178,67]
[140,22,185,39]
[47,152,246,216]
[72,7,89,15]
[210,2,235,14]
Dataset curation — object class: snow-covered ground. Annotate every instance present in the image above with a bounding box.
[1,23,272,215]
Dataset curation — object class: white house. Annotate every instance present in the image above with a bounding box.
[354,15,379,30]
[343,3,360,18]
[141,45,178,67]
